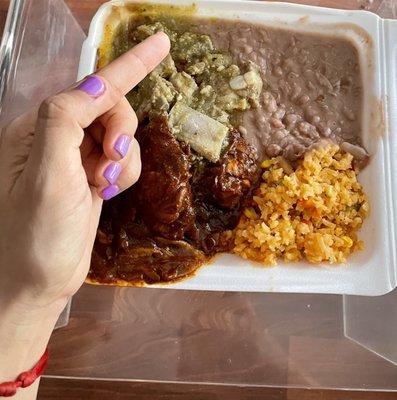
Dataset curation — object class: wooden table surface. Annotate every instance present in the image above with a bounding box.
[1,0,397,399]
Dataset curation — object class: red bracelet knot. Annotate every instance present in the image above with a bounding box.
[0,348,49,397]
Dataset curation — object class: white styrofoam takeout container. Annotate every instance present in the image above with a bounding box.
[79,0,397,296]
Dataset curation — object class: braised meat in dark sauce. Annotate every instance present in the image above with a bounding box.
[191,130,258,253]
[92,206,205,283]
[135,118,195,241]
[89,117,258,284]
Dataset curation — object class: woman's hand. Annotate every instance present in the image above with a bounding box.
[0,32,170,394]
[0,32,169,306]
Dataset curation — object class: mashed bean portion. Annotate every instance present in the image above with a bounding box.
[232,144,369,265]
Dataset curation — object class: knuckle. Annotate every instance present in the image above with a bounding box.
[95,166,108,187]
[101,76,123,104]
[122,168,139,188]
[131,165,141,185]
[130,141,141,184]
[38,94,71,120]
[124,163,141,187]
[130,50,150,75]
[112,82,124,101]
[120,98,138,127]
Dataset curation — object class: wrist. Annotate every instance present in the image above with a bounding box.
[0,288,67,382]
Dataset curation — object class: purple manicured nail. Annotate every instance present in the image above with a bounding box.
[76,75,105,97]
[104,162,122,185]
[102,185,119,201]
[114,134,131,158]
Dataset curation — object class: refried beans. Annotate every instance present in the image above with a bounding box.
[193,20,365,163]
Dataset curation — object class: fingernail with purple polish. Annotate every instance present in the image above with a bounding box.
[114,135,131,158]
[76,75,105,97]
[104,162,122,185]
[102,185,119,201]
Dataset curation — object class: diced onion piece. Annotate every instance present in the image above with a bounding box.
[243,70,259,85]
[229,75,247,90]
[340,142,368,161]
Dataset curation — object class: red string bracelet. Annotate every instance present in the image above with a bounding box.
[0,348,49,397]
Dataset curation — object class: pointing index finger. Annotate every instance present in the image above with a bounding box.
[97,31,170,96]
[40,32,171,133]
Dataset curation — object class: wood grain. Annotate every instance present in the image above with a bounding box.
[0,0,8,34]
[1,0,397,399]
[46,286,397,391]
[287,389,397,400]
[288,336,397,389]
[38,379,397,400]
[38,379,287,400]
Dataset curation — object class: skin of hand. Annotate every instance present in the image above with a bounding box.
[0,32,170,398]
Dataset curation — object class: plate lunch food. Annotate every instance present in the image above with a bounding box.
[79,0,397,295]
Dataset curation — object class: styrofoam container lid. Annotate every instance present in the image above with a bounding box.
[79,0,397,296]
